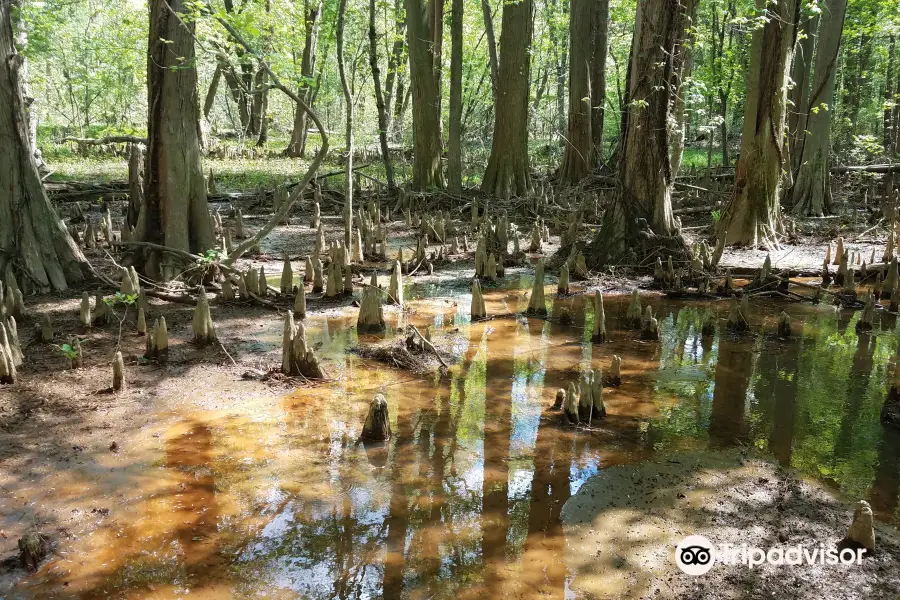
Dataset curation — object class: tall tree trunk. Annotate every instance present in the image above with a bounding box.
[250,66,269,146]
[591,0,609,164]
[203,64,222,120]
[716,0,798,247]
[337,0,354,248]
[788,14,818,176]
[481,0,499,103]
[482,0,533,198]
[369,0,397,190]
[285,0,322,158]
[559,0,594,183]
[550,0,568,137]
[447,0,464,192]
[590,0,688,264]
[791,0,847,216]
[384,0,407,139]
[0,1,86,292]
[406,0,445,189]
[885,35,896,154]
[669,0,696,178]
[141,0,215,279]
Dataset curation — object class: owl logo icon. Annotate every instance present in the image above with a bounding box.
[675,535,716,575]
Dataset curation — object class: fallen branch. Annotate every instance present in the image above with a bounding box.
[674,204,719,215]
[409,324,449,368]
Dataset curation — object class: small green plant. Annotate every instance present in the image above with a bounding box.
[105,292,137,307]
[58,342,80,360]
[711,210,722,223]
[201,248,226,264]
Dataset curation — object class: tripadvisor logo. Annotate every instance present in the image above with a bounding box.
[674,535,867,575]
[676,535,716,575]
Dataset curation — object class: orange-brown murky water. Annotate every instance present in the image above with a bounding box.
[7,276,900,598]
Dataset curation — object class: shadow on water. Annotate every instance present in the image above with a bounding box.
[15,281,900,598]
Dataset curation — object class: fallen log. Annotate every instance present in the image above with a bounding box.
[830,164,900,175]
[60,135,147,145]
[674,204,720,215]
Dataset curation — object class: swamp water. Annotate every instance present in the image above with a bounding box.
[11,278,900,599]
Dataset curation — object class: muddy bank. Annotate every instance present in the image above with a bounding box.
[561,450,900,599]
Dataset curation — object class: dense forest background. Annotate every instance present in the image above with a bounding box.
[22,0,900,179]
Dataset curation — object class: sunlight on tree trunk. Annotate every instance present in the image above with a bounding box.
[788,14,818,178]
[0,2,87,292]
[337,0,354,247]
[139,0,215,280]
[482,0,532,199]
[406,0,444,189]
[589,0,689,265]
[590,0,609,165]
[716,0,798,248]
[792,0,847,217]
[286,0,322,158]
[447,0,464,192]
[559,0,594,184]
[669,0,696,178]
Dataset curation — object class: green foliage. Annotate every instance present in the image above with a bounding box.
[57,342,81,360]
[104,292,137,308]
[201,248,226,264]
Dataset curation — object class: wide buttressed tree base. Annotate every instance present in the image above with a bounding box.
[791,0,847,217]
[481,0,533,199]
[588,0,689,266]
[0,2,87,292]
[716,0,799,247]
[137,0,215,280]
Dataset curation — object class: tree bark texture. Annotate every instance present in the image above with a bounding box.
[447,0,464,192]
[788,14,818,176]
[406,0,445,189]
[791,0,847,216]
[717,0,798,247]
[482,0,499,103]
[0,1,87,291]
[668,0,696,178]
[559,0,594,184]
[482,0,533,198]
[591,0,609,164]
[141,0,215,279]
[590,0,688,265]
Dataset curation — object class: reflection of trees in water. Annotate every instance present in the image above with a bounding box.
[708,334,757,448]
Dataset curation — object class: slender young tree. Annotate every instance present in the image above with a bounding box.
[0,0,87,291]
[447,0,464,192]
[590,0,689,263]
[716,0,799,247]
[482,0,533,198]
[559,0,595,183]
[368,0,396,190]
[286,0,323,158]
[139,0,215,279]
[336,0,354,247]
[792,0,848,216]
[406,0,444,189]
[482,0,499,103]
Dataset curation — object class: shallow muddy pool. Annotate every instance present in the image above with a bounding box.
[9,278,900,599]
